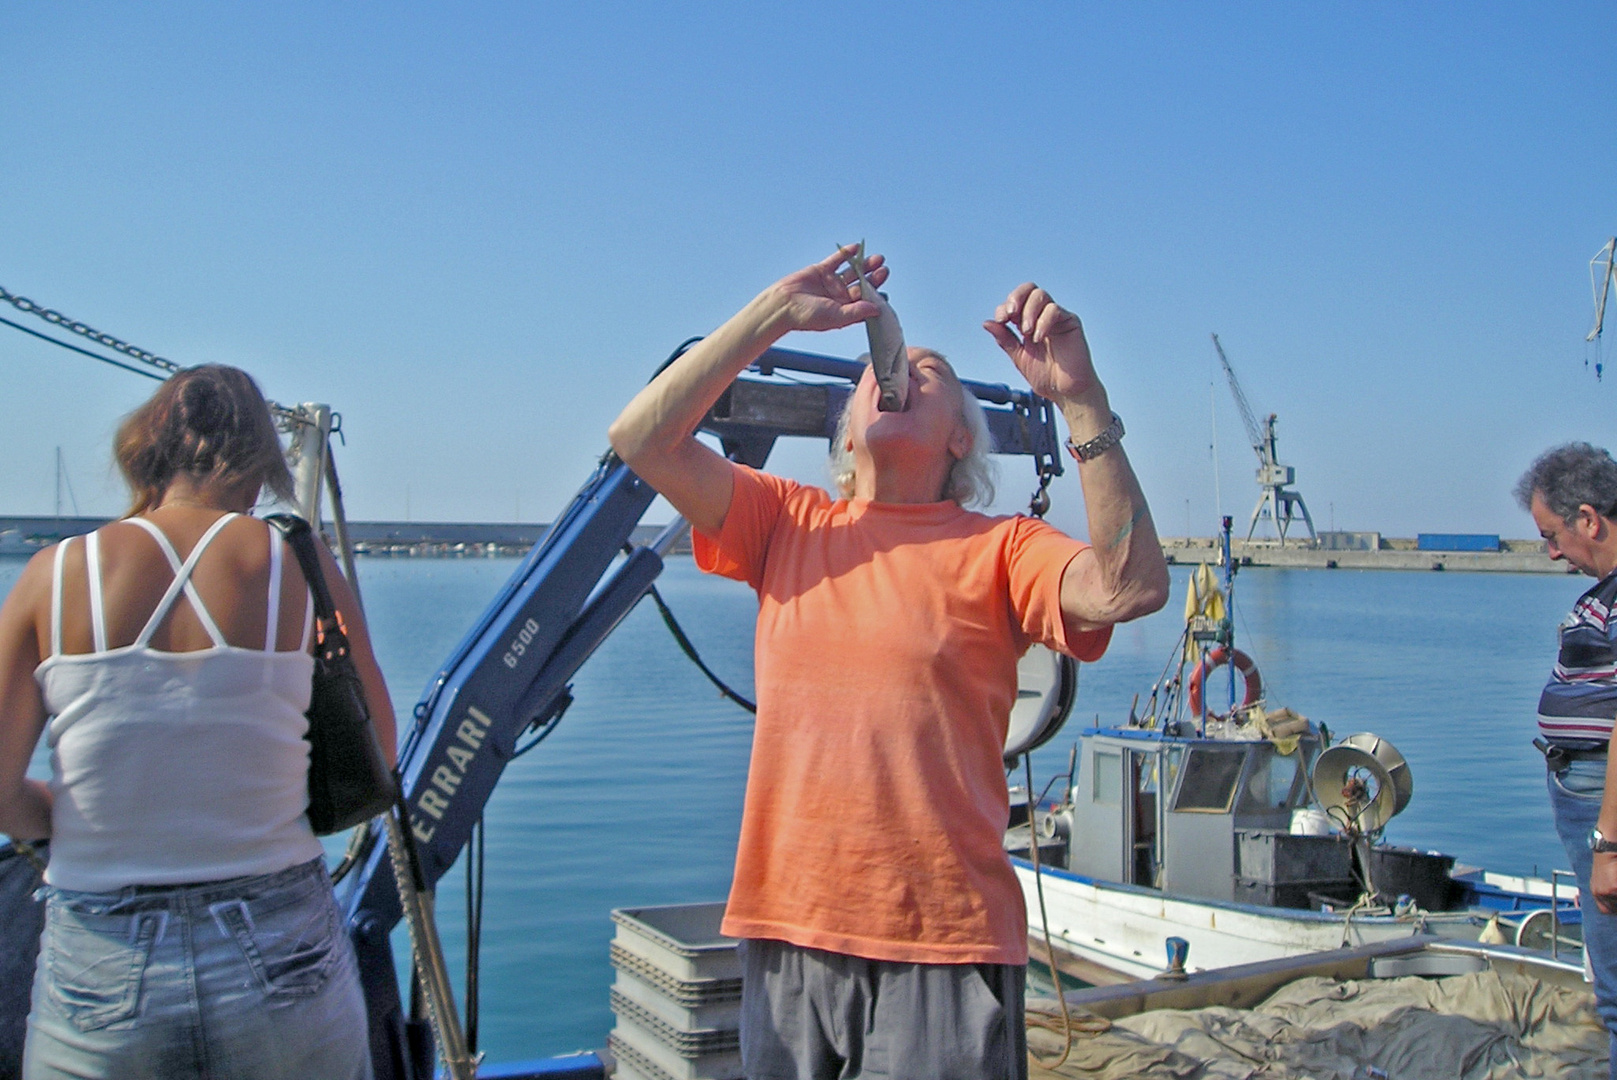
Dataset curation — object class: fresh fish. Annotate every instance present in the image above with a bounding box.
[847,243,908,412]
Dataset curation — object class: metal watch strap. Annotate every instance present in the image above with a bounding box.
[1592,827,1617,854]
[1066,412,1125,463]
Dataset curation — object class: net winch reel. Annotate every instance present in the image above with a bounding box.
[1310,733,1413,902]
[1004,645,1079,762]
[1311,733,1413,837]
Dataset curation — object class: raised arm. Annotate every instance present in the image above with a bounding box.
[609,246,886,536]
[985,284,1170,632]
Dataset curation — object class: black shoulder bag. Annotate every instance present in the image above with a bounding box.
[267,514,397,835]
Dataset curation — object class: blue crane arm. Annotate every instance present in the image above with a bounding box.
[341,345,1066,1080]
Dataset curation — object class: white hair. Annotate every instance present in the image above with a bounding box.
[828,354,997,508]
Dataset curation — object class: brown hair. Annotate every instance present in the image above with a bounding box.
[114,365,295,515]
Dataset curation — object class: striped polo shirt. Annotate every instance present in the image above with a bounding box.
[1539,569,1617,746]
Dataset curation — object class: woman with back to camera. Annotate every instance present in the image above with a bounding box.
[0,365,394,1079]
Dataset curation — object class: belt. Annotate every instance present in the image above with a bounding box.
[1534,737,1609,771]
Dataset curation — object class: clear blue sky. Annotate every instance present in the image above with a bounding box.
[2,3,1613,540]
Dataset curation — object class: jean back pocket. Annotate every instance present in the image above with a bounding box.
[44,905,164,1032]
[210,886,339,1000]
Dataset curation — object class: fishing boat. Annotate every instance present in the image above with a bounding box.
[1005,520,1581,987]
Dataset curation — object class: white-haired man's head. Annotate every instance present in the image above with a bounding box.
[829,349,996,508]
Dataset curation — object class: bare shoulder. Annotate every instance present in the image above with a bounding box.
[9,544,59,602]
[0,544,58,637]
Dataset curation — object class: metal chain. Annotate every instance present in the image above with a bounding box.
[1028,459,1057,518]
[0,283,315,427]
[0,285,180,374]
[383,808,480,1079]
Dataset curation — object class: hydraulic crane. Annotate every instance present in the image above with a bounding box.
[1211,333,1316,546]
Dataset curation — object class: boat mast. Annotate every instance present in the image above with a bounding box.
[54,446,79,520]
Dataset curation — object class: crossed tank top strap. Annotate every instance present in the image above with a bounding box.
[123,513,239,648]
[262,524,316,652]
[266,524,283,650]
[84,532,108,653]
[260,523,318,652]
[49,539,67,657]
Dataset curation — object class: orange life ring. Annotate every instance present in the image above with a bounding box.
[1188,646,1262,719]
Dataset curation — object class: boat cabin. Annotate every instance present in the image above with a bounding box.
[1060,726,1358,907]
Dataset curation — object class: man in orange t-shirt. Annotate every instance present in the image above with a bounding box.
[610,247,1168,1080]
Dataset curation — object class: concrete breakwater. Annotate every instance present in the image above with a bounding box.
[0,517,692,559]
[1161,537,1567,574]
[0,516,1552,570]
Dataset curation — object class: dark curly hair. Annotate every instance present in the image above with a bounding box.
[1514,442,1617,523]
[114,365,295,516]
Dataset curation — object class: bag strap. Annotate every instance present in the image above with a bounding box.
[263,514,340,634]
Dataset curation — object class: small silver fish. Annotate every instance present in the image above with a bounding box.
[847,242,908,412]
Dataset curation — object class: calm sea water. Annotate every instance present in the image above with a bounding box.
[0,553,1590,1063]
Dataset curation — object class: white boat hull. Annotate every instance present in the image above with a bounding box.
[1014,858,1481,981]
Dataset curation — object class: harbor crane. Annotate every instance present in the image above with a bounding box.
[1212,333,1316,546]
[1588,237,1615,380]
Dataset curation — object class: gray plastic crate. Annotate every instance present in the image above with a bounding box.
[610,903,741,983]
[609,1026,744,1080]
[611,1057,659,1080]
[610,944,742,1007]
[609,988,739,1054]
[609,903,744,1080]
[613,971,743,1035]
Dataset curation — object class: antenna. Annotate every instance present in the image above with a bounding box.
[54,447,79,519]
[1209,381,1222,519]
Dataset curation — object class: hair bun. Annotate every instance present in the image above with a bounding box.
[180,378,231,435]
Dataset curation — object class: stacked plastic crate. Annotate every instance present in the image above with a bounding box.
[608,902,742,1080]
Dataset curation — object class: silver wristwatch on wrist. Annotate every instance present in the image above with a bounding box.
[1590,827,1617,853]
[1065,412,1125,463]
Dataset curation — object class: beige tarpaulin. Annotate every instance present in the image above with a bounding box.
[1028,970,1605,1079]
[1185,562,1226,626]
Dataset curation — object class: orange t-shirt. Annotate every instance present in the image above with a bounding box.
[694,466,1111,965]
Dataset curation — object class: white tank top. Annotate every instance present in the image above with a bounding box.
[35,513,325,891]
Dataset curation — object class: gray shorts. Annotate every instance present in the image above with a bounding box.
[739,938,1027,1080]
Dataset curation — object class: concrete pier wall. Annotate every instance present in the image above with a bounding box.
[0,517,1556,571]
[0,516,690,558]
[1160,537,1567,575]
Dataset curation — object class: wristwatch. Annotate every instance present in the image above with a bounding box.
[1066,412,1125,463]
[1590,827,1617,853]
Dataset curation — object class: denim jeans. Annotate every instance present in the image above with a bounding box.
[23,858,371,1080]
[1548,758,1617,1078]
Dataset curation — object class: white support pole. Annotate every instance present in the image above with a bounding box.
[286,404,333,526]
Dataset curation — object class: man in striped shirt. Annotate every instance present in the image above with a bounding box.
[1519,441,1617,1074]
